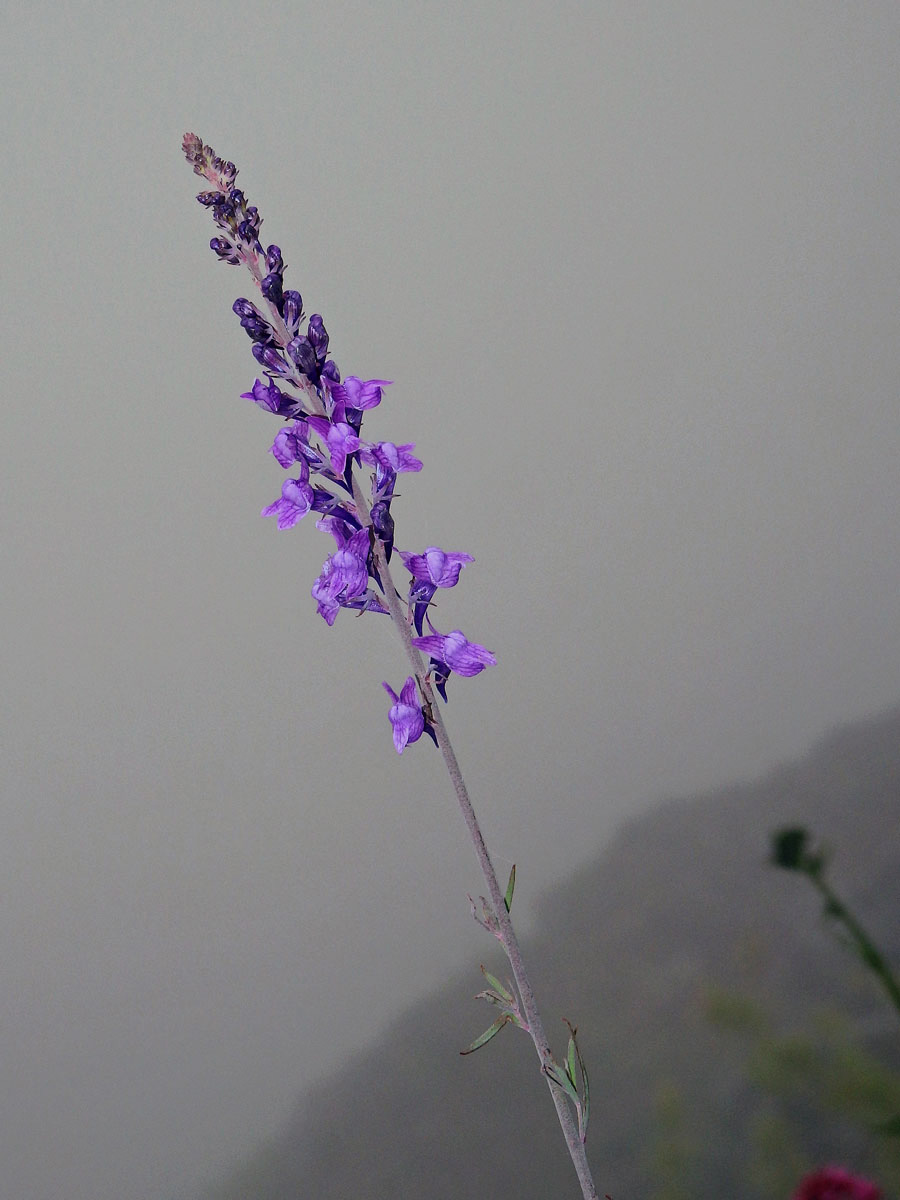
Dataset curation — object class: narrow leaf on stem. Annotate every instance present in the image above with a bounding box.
[460,1015,511,1055]
[504,864,516,912]
[480,965,515,1005]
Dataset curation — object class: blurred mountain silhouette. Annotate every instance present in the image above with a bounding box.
[196,704,900,1200]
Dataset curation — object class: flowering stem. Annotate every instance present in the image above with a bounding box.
[183,135,598,1197]
[372,540,599,1199]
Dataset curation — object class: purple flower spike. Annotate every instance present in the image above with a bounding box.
[262,464,314,529]
[382,677,425,753]
[400,547,474,589]
[412,628,497,677]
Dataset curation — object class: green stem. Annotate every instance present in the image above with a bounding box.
[810,874,900,1020]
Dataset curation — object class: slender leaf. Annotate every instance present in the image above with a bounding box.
[460,1015,511,1055]
[564,1018,591,1142]
[566,1028,578,1088]
[504,864,516,912]
[579,1052,590,1142]
[480,966,514,1005]
[474,989,507,1008]
[543,1059,580,1106]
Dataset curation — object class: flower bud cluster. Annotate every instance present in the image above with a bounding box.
[183,134,496,751]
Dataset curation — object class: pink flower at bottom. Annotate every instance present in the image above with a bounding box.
[792,1166,883,1200]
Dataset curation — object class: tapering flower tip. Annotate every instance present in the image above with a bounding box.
[182,133,238,192]
[400,547,473,589]
[184,139,264,268]
[382,677,426,753]
[792,1167,882,1200]
[411,628,497,677]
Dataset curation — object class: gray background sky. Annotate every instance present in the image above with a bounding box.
[3,3,900,1198]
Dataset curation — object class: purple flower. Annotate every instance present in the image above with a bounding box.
[262,461,315,529]
[358,441,423,475]
[382,677,425,753]
[330,528,370,597]
[310,566,341,625]
[315,514,360,545]
[306,415,361,476]
[282,290,304,337]
[209,236,241,264]
[792,1167,883,1200]
[400,547,473,589]
[241,377,297,417]
[401,548,475,635]
[331,376,391,413]
[412,627,497,677]
[251,343,293,378]
[286,314,337,388]
[233,297,275,345]
[370,499,395,559]
[370,461,397,504]
[269,420,325,472]
[261,247,285,313]
[310,522,372,623]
